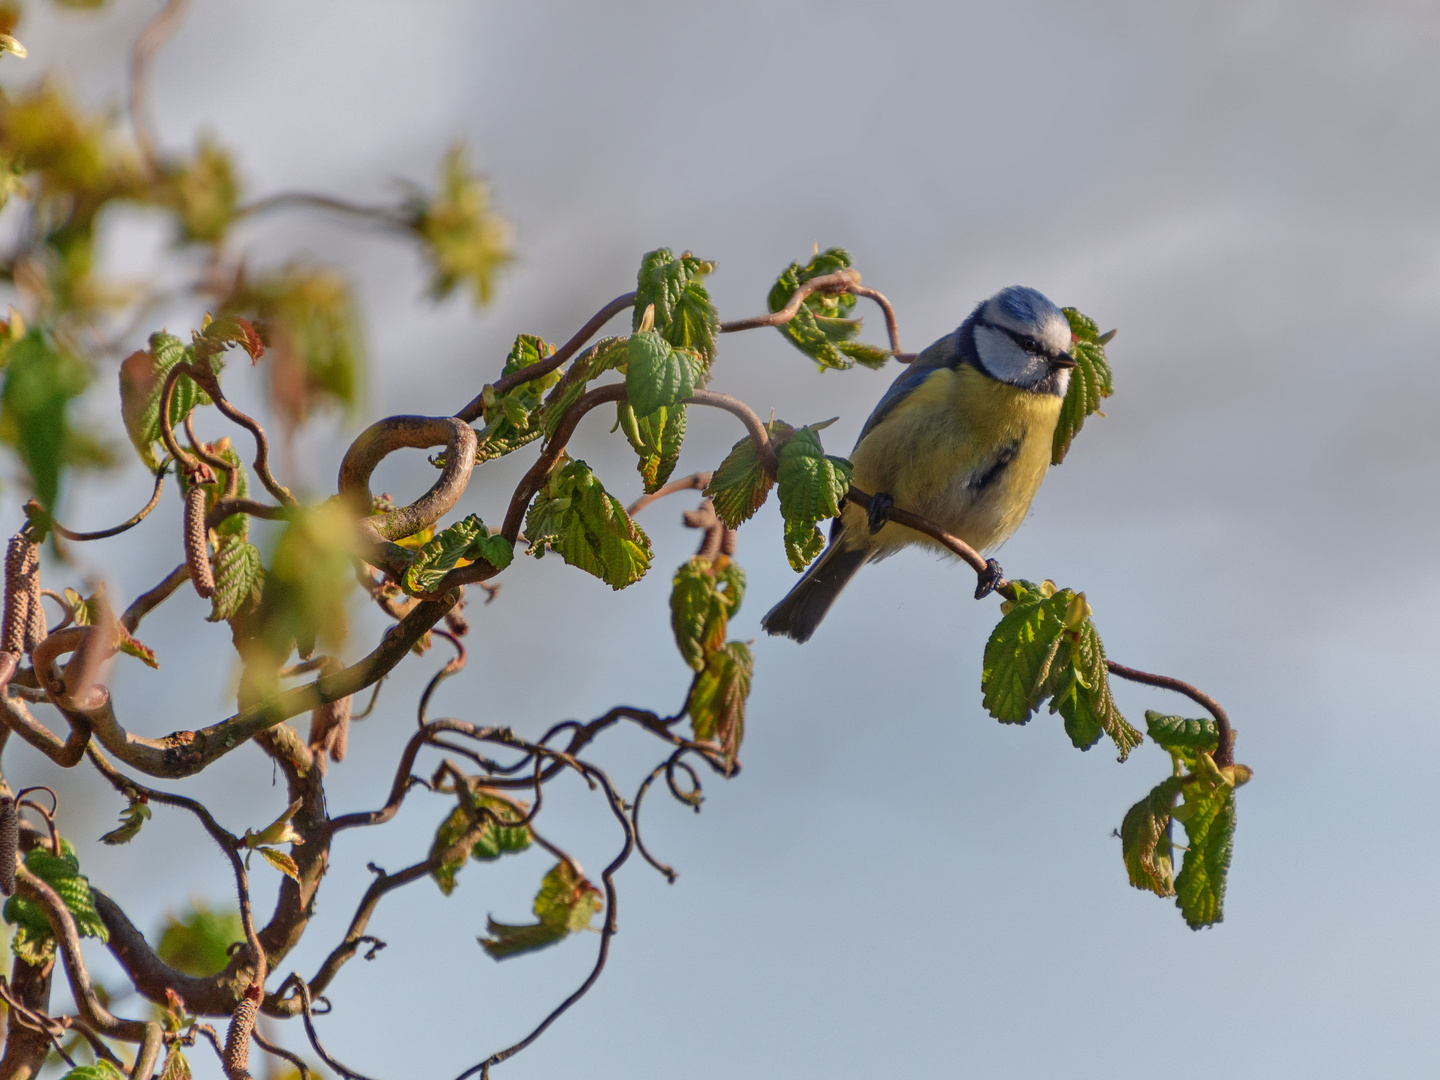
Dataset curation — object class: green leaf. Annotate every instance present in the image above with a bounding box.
[1174,784,1236,929]
[402,513,512,595]
[981,581,1070,724]
[257,846,300,882]
[775,425,852,570]
[429,794,532,895]
[411,144,514,306]
[1045,618,1142,760]
[524,457,652,589]
[118,331,209,472]
[1145,711,1219,754]
[767,247,887,370]
[476,334,559,462]
[703,421,791,529]
[618,400,687,493]
[165,135,238,245]
[633,248,719,366]
[156,904,243,977]
[686,641,753,767]
[1121,776,1182,896]
[670,556,744,671]
[2,329,93,509]
[480,861,603,960]
[158,1046,192,1080]
[209,535,263,623]
[3,839,107,965]
[59,1064,126,1080]
[1052,307,1115,465]
[99,799,151,845]
[625,331,707,417]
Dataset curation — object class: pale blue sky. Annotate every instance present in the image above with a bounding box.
[4,3,1440,1077]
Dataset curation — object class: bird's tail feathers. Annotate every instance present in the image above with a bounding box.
[761,541,869,643]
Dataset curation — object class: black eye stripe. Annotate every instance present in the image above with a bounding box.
[978,319,1046,356]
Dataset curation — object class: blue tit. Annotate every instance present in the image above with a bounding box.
[761,285,1077,643]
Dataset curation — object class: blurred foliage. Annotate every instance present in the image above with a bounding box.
[156,903,244,977]
[409,144,514,306]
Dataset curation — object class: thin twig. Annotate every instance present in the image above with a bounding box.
[234,191,412,229]
[1105,661,1235,766]
[43,464,169,542]
[626,472,712,517]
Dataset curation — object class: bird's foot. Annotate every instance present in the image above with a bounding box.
[974,559,1004,600]
[867,491,894,535]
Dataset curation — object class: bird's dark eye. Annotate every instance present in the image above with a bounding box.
[1019,335,1039,353]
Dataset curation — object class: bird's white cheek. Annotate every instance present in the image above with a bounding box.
[974,326,1043,385]
[1052,369,1071,398]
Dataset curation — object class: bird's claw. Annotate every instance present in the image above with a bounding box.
[867,492,894,535]
[974,559,1003,600]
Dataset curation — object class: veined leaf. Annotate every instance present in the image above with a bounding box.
[402,513,512,595]
[768,247,888,370]
[429,793,532,895]
[1121,776,1182,896]
[686,641,753,768]
[625,330,707,417]
[1145,711,1219,754]
[99,799,152,845]
[1044,615,1141,760]
[1052,307,1115,465]
[59,1064,126,1080]
[524,457,651,589]
[3,838,106,965]
[670,556,744,671]
[480,861,603,960]
[156,904,243,978]
[1174,783,1236,929]
[981,580,1069,724]
[618,399,687,493]
[703,420,791,529]
[633,248,719,366]
[118,332,209,472]
[775,424,852,570]
[477,334,559,462]
[209,535,263,623]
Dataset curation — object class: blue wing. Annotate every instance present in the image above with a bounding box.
[854,331,960,448]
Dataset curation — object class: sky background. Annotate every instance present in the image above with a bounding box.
[3,2,1440,1078]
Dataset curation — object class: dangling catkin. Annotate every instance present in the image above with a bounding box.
[222,982,261,1080]
[0,795,16,896]
[2,535,32,655]
[185,482,215,599]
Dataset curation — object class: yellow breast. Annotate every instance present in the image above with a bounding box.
[845,365,1061,555]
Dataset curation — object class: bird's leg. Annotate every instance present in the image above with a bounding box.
[974,559,1003,600]
[866,492,894,535]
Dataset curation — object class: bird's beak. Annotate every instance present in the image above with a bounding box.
[1052,352,1077,369]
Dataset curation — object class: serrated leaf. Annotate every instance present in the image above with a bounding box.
[625,331,707,417]
[633,248,719,366]
[403,513,512,595]
[99,800,151,845]
[1052,308,1115,465]
[775,425,852,570]
[981,581,1070,724]
[118,332,209,472]
[4,838,106,964]
[525,458,651,589]
[1121,776,1182,896]
[480,861,602,960]
[257,846,300,882]
[209,535,263,623]
[195,313,264,365]
[1145,711,1219,754]
[703,421,791,529]
[686,641,753,768]
[619,400,687,493]
[670,556,744,671]
[1045,618,1141,760]
[474,334,558,462]
[768,247,880,370]
[1174,784,1236,929]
